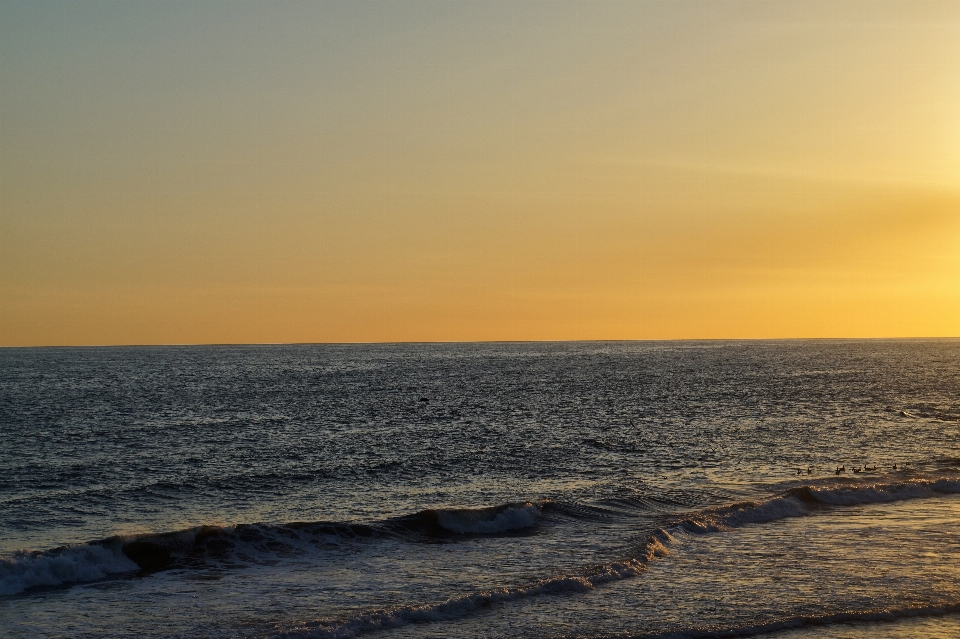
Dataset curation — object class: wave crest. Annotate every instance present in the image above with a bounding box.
[802,478,960,505]
[0,541,138,596]
[268,532,671,639]
[4,477,957,597]
[0,501,546,596]
[432,503,541,534]
[671,477,960,536]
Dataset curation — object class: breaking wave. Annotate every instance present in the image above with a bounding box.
[263,476,960,639]
[0,541,138,596]
[0,501,544,596]
[671,477,960,534]
[431,503,541,534]
[4,478,958,599]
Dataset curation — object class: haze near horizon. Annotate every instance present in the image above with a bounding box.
[2,0,959,346]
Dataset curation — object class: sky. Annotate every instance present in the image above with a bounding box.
[1,0,959,346]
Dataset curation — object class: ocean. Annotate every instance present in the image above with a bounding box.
[1,340,958,639]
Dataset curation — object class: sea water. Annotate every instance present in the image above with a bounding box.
[1,340,958,638]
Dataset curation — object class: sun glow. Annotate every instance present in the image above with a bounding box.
[1,1,959,345]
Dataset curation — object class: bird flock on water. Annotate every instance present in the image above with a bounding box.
[793,463,908,476]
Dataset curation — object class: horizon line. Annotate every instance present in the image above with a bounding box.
[2,336,958,349]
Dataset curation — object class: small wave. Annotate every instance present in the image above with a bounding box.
[433,503,541,534]
[6,478,958,598]
[0,501,547,596]
[797,477,960,506]
[0,521,385,597]
[615,601,960,638]
[673,495,808,534]
[266,534,671,639]
[0,541,138,596]
[670,476,960,535]
[385,501,549,537]
[261,474,960,639]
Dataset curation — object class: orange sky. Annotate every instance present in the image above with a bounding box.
[2,1,959,345]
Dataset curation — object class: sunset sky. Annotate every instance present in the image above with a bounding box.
[2,0,959,346]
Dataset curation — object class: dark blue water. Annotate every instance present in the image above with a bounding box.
[2,340,959,638]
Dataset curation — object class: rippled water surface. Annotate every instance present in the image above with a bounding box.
[1,340,959,638]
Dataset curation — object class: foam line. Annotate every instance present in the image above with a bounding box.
[673,477,960,534]
[269,535,671,639]
[620,601,960,638]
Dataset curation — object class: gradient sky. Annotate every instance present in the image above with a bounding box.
[2,0,959,345]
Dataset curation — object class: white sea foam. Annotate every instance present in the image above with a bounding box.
[435,503,541,534]
[622,601,960,638]
[675,477,960,535]
[677,495,810,534]
[0,543,138,596]
[806,478,960,506]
